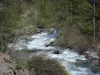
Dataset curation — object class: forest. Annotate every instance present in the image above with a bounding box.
[0,0,100,75]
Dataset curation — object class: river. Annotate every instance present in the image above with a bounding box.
[11,29,100,75]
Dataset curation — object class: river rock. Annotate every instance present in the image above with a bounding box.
[46,42,54,47]
[84,51,100,66]
[36,28,44,33]
[53,50,61,54]
[90,65,100,73]
[73,43,89,55]
[84,51,100,60]
[84,51,100,73]
[75,59,85,64]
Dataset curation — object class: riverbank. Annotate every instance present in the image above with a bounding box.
[0,52,31,75]
[0,51,70,75]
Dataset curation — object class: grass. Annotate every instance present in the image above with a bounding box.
[27,54,69,75]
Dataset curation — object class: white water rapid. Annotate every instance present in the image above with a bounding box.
[11,29,100,75]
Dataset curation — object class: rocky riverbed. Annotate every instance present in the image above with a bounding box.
[8,29,100,75]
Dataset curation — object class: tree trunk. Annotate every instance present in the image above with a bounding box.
[93,0,96,41]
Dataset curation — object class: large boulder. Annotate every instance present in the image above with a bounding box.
[0,52,31,75]
[73,43,89,55]
[74,59,90,67]
[0,53,14,75]
[84,51,100,60]
[53,50,61,54]
[75,59,86,64]
[84,51,100,73]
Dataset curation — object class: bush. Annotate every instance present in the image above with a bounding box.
[15,62,25,70]
[27,54,69,75]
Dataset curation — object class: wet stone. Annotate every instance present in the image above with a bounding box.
[90,65,100,73]
[53,51,61,54]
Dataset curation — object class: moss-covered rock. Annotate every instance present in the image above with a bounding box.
[27,54,69,75]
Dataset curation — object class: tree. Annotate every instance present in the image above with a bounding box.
[0,0,36,52]
[93,0,96,41]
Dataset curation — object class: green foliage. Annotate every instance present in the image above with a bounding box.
[27,55,69,75]
[95,2,100,39]
[15,62,25,70]
[0,0,22,52]
[36,0,100,46]
[0,0,37,52]
[0,0,100,51]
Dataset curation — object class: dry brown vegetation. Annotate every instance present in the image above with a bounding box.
[27,54,69,75]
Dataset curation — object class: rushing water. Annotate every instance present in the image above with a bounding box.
[12,29,100,75]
